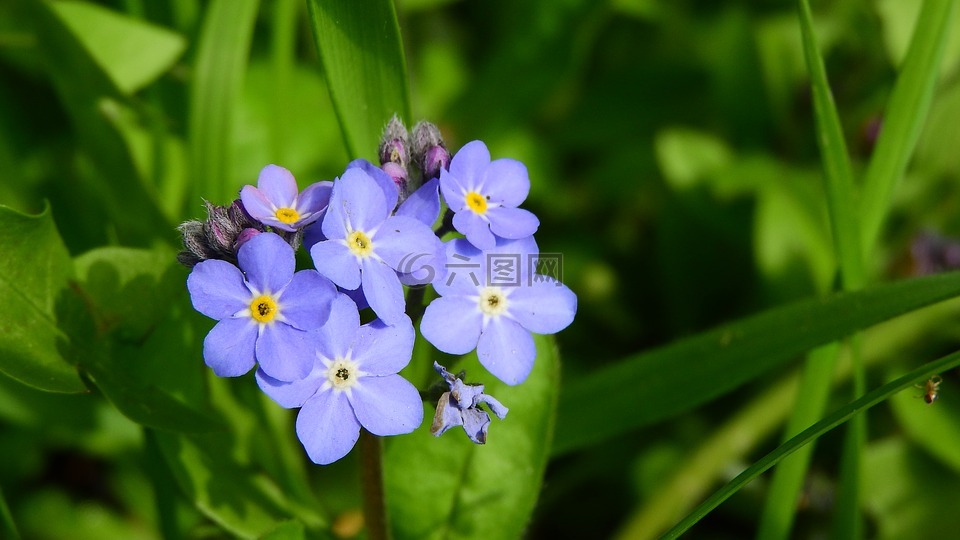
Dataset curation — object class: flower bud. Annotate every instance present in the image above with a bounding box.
[411,120,449,181]
[176,199,264,267]
[378,115,410,170]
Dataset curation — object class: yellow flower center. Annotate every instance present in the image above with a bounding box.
[478,287,508,316]
[274,207,300,224]
[347,230,373,257]
[465,191,488,214]
[250,295,279,323]
[326,358,360,391]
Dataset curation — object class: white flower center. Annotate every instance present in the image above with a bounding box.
[478,286,509,317]
[325,357,361,391]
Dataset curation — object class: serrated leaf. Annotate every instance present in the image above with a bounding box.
[0,205,85,393]
[384,334,558,540]
[305,0,410,159]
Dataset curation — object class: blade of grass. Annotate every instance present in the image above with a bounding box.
[269,0,298,164]
[304,0,410,159]
[554,271,960,455]
[188,0,259,206]
[756,3,869,536]
[859,0,958,256]
[0,484,19,540]
[662,347,960,539]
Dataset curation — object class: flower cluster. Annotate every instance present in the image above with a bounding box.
[179,117,576,464]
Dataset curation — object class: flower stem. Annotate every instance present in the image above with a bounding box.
[359,430,389,540]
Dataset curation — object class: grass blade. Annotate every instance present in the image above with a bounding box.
[554,271,960,455]
[662,347,960,539]
[305,0,410,159]
[859,0,958,255]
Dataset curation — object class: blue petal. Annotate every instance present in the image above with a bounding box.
[302,220,327,251]
[430,393,464,436]
[278,270,336,331]
[350,375,423,436]
[432,238,484,297]
[439,168,467,212]
[296,389,361,465]
[453,210,496,250]
[256,365,323,409]
[477,317,536,385]
[508,280,578,334]
[316,294,360,361]
[396,178,441,227]
[460,407,492,444]
[238,232,294,293]
[482,158,529,207]
[324,167,388,236]
[448,140,490,191]
[296,180,333,225]
[257,164,298,207]
[239,185,276,226]
[310,240,361,290]
[374,215,442,270]
[203,317,257,377]
[346,159,399,211]
[487,207,539,240]
[256,323,314,382]
[420,296,482,354]
[187,259,249,319]
[360,258,405,326]
[352,316,414,375]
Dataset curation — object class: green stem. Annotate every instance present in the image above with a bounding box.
[360,430,389,540]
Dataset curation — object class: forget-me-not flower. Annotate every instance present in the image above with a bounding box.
[440,140,539,250]
[420,236,577,385]
[256,295,423,465]
[431,362,508,444]
[187,232,336,381]
[309,166,442,325]
[241,164,332,232]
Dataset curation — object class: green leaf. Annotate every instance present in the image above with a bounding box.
[554,271,960,455]
[64,247,221,433]
[260,520,306,540]
[796,0,863,289]
[305,0,410,159]
[156,431,323,539]
[49,0,187,95]
[859,0,958,255]
[24,0,171,244]
[384,334,559,539]
[662,348,960,538]
[0,205,85,393]
[0,484,20,540]
[189,0,259,205]
[889,367,960,475]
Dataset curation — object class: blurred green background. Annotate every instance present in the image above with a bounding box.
[2,0,960,538]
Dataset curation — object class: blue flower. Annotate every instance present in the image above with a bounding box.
[309,166,443,325]
[256,295,423,465]
[187,232,336,381]
[241,164,332,232]
[420,236,577,385]
[440,141,539,250]
[431,362,507,444]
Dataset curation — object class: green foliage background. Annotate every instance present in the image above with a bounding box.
[2,0,960,538]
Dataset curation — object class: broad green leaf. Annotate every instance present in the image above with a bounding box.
[0,205,85,393]
[260,520,306,540]
[662,348,960,538]
[156,431,324,539]
[24,0,170,244]
[384,334,559,540]
[859,0,957,255]
[49,0,187,94]
[65,247,220,433]
[305,0,410,159]
[554,271,960,455]
[189,0,259,205]
[654,127,733,191]
[875,0,960,78]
